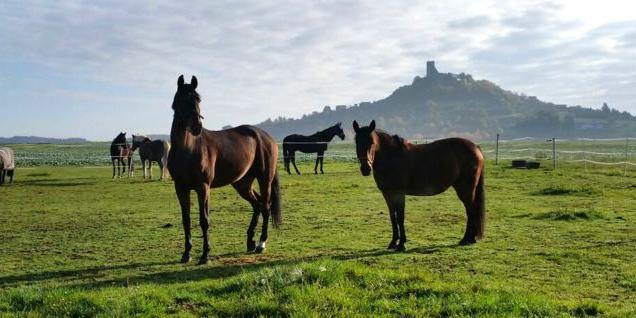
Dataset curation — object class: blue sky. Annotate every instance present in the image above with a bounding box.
[1,0,635,140]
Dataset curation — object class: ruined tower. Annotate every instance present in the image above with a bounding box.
[426,61,438,77]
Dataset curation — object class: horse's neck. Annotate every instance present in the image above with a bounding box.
[170,121,197,152]
[375,135,405,164]
[314,129,335,142]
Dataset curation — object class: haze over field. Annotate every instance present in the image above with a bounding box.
[1,1,635,140]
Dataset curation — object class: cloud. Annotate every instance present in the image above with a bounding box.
[0,0,634,139]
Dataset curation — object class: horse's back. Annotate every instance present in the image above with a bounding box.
[384,137,483,195]
[170,125,277,187]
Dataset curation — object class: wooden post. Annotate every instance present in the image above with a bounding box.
[552,137,556,170]
[625,137,629,177]
[495,133,500,165]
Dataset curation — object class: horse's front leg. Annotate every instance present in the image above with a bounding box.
[148,161,153,179]
[112,159,116,179]
[175,185,192,263]
[382,191,405,251]
[382,191,399,249]
[196,184,211,264]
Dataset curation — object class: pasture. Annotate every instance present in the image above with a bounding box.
[0,143,635,317]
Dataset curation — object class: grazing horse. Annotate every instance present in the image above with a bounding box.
[352,120,485,250]
[110,132,133,178]
[0,147,15,185]
[168,75,282,265]
[283,123,345,175]
[131,135,171,180]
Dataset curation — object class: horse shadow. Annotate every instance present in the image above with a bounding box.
[0,243,457,290]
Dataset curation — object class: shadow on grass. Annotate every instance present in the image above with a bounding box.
[0,261,177,288]
[16,178,98,187]
[0,243,455,290]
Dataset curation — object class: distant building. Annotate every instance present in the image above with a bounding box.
[426,61,438,77]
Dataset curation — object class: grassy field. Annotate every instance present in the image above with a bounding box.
[1,157,635,316]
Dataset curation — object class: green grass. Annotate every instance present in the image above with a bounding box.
[1,159,635,317]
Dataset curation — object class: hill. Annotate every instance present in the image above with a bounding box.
[0,136,87,144]
[257,61,636,140]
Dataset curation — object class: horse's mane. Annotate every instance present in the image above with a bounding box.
[375,130,408,151]
[113,133,126,144]
[312,123,341,138]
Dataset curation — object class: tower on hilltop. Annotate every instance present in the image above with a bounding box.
[426,61,438,77]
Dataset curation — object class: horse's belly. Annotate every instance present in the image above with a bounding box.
[210,160,252,187]
[406,185,448,196]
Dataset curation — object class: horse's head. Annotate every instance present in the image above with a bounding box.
[353,120,376,176]
[172,75,203,136]
[114,132,127,144]
[334,122,345,140]
[131,134,146,151]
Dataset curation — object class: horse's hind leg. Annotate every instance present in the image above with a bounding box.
[319,152,324,174]
[290,152,301,175]
[254,175,273,253]
[454,178,479,245]
[232,176,261,252]
[314,155,319,174]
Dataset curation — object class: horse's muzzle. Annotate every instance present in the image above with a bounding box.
[360,165,371,176]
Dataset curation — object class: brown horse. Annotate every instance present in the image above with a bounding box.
[167,75,282,265]
[110,132,133,178]
[352,120,485,250]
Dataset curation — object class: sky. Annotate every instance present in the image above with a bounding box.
[1,0,635,140]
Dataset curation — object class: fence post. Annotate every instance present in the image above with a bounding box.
[551,137,556,170]
[625,137,629,177]
[582,138,587,171]
[495,133,499,165]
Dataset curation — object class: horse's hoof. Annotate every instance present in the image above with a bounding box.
[387,241,398,250]
[180,254,191,263]
[459,238,476,246]
[395,244,406,252]
[197,256,210,265]
[254,241,266,254]
[247,240,256,252]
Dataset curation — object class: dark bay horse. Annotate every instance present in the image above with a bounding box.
[352,120,485,250]
[110,132,133,178]
[168,75,282,265]
[132,135,171,180]
[283,123,345,175]
[0,147,15,185]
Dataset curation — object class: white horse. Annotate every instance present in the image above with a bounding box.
[131,135,171,180]
[0,147,15,185]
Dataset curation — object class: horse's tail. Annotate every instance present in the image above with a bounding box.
[474,164,486,239]
[270,169,282,229]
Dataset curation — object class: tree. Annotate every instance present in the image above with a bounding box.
[602,102,610,113]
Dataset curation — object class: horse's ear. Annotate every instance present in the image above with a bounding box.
[191,76,198,89]
[178,75,184,87]
[353,120,360,133]
[337,122,341,127]
[369,120,376,131]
